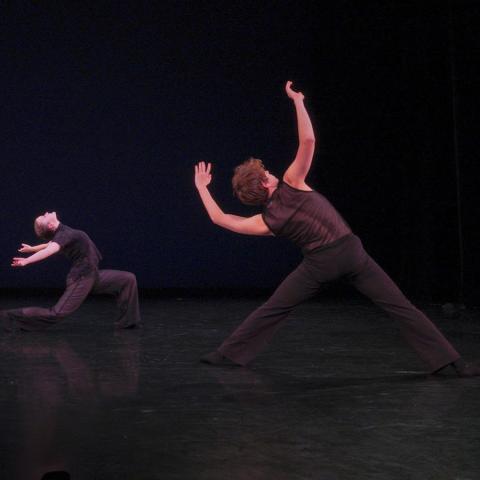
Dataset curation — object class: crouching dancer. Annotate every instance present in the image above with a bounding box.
[1,212,141,331]
[194,81,479,377]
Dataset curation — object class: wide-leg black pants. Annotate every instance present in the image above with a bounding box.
[218,235,460,372]
[2,269,141,331]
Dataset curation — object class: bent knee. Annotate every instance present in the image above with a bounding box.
[123,271,137,285]
[50,308,71,319]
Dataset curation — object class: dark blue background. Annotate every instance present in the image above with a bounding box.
[1,1,479,303]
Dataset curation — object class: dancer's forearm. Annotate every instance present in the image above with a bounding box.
[12,242,60,267]
[293,98,315,146]
[31,243,49,253]
[18,242,50,254]
[197,186,236,225]
[284,81,316,187]
[193,161,270,235]
[24,247,56,264]
[196,185,270,236]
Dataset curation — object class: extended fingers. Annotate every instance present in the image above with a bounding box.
[195,161,211,174]
[195,162,205,175]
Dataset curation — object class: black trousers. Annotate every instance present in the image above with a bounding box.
[218,235,460,372]
[2,269,141,331]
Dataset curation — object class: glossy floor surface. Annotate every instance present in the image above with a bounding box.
[1,294,479,479]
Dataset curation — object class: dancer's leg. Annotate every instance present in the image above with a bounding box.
[348,254,460,372]
[92,270,141,328]
[217,261,320,366]
[2,275,96,332]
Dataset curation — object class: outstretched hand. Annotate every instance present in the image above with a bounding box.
[194,161,212,189]
[285,81,304,101]
[12,257,28,267]
[18,243,34,253]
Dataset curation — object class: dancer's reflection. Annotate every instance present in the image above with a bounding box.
[204,365,470,479]
[0,333,140,479]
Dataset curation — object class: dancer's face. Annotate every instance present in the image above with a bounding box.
[262,170,279,189]
[35,211,58,231]
[37,211,58,224]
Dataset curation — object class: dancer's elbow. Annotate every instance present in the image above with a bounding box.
[300,137,315,147]
[210,214,224,226]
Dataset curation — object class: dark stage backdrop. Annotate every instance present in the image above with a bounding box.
[1,1,479,304]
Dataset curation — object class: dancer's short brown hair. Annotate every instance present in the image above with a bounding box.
[232,157,269,206]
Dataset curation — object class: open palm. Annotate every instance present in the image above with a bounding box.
[194,161,212,188]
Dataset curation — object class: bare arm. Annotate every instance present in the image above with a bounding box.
[283,81,316,189]
[195,162,272,236]
[18,243,49,254]
[12,241,61,267]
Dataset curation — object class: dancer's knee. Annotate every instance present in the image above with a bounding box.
[123,271,137,286]
[50,308,69,319]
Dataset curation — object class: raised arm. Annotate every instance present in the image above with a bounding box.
[11,241,61,267]
[194,162,272,236]
[283,81,316,189]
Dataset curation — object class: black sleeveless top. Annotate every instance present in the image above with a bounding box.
[53,223,102,279]
[262,182,352,254]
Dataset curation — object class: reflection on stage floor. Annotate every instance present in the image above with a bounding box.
[1,294,479,479]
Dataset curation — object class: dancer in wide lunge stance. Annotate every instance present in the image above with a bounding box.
[194,81,479,377]
[1,212,141,331]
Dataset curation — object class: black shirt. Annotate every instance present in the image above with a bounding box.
[52,223,102,279]
[262,182,352,254]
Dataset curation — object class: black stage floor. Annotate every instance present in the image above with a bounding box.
[1,294,479,480]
